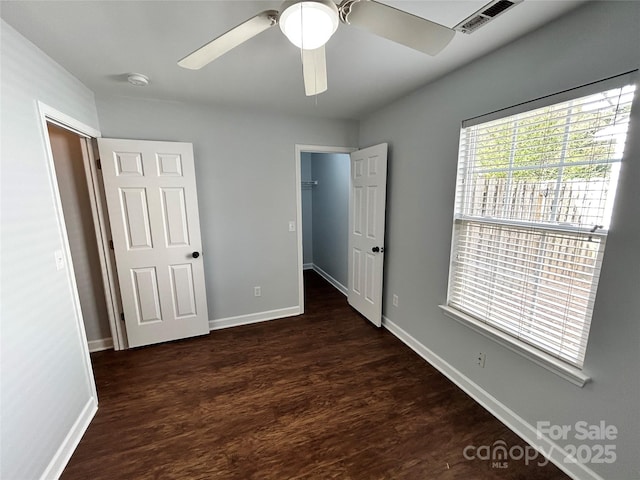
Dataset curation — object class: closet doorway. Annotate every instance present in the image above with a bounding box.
[295,145,355,312]
[295,143,389,325]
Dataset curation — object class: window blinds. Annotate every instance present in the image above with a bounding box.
[448,81,635,368]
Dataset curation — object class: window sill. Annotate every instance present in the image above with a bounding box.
[438,305,591,387]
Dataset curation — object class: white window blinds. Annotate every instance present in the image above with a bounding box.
[448,79,636,368]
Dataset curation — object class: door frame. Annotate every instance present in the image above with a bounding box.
[38,101,127,350]
[294,144,356,313]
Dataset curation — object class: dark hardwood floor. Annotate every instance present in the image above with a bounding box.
[63,271,569,479]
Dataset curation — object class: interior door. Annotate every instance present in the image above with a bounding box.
[347,143,388,327]
[97,138,209,347]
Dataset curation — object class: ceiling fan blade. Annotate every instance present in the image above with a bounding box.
[302,46,328,96]
[178,10,278,70]
[342,0,455,56]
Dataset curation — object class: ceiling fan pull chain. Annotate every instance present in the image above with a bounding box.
[300,2,305,50]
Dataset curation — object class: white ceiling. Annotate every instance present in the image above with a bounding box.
[1,0,586,120]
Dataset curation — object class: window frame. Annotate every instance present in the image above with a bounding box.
[441,72,637,386]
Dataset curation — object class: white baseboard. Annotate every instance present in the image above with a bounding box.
[209,306,301,331]
[88,337,113,352]
[39,397,97,480]
[382,315,604,480]
[311,264,348,296]
[303,263,314,270]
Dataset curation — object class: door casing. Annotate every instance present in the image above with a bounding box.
[39,102,127,350]
[294,144,356,313]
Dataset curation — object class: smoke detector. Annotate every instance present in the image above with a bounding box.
[127,73,150,86]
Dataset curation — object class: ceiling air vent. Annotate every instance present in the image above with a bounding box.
[454,0,524,34]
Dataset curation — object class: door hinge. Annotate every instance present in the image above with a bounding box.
[120,312,125,322]
[109,239,114,250]
[96,158,102,170]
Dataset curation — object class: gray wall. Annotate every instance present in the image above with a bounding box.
[49,124,112,342]
[95,96,358,320]
[3,2,639,478]
[0,21,98,479]
[358,2,640,478]
[301,152,313,265]
[310,153,350,288]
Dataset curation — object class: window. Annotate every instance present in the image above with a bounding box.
[445,77,636,373]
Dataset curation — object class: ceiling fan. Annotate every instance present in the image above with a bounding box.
[178,0,455,96]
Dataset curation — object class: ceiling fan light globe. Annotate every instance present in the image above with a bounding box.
[279,0,339,50]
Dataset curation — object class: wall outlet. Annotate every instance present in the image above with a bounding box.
[477,352,486,368]
[288,221,296,232]
[254,286,261,297]
[392,294,399,307]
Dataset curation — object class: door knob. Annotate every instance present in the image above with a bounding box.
[372,246,380,253]
[192,251,200,258]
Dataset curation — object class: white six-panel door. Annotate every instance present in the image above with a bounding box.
[97,139,209,347]
[347,143,388,327]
